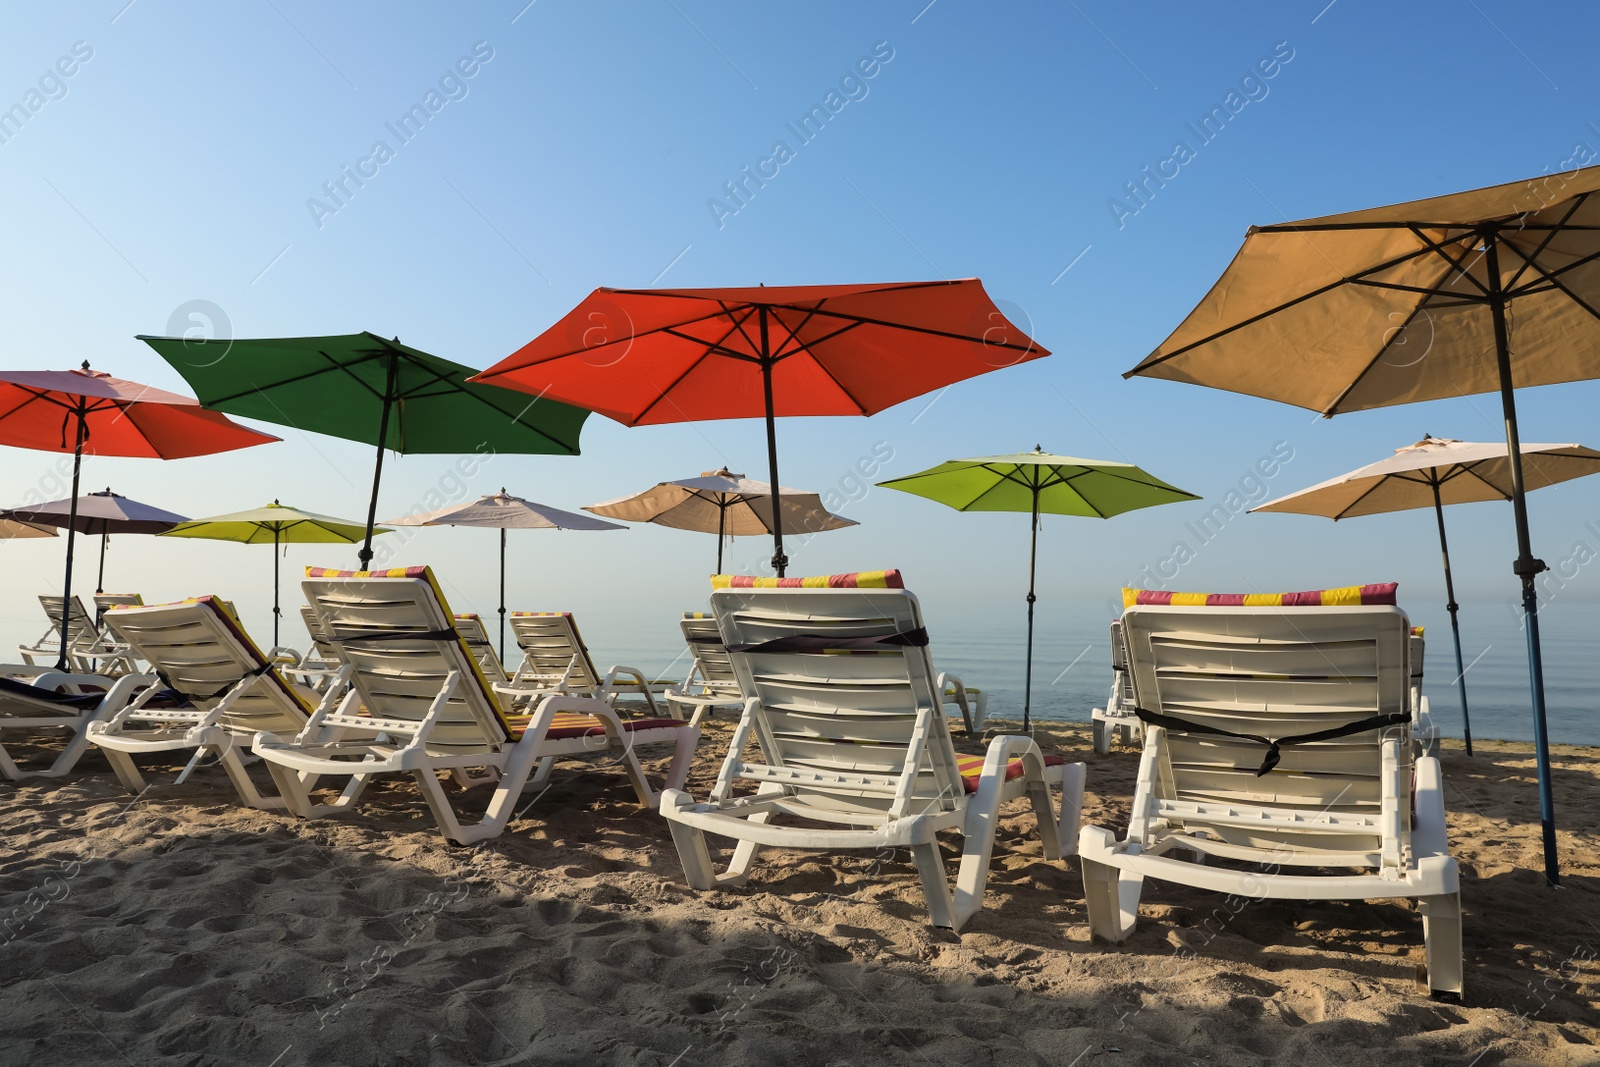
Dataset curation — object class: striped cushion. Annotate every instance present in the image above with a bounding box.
[955,752,1065,793]
[1122,582,1397,608]
[305,565,429,579]
[455,612,481,621]
[502,712,686,740]
[510,611,572,618]
[711,569,903,590]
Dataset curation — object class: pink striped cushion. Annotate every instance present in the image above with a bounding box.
[305,565,429,579]
[711,569,903,590]
[1123,582,1397,608]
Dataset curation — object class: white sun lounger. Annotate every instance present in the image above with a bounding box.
[19,595,140,676]
[0,670,149,780]
[506,611,673,714]
[661,570,1086,931]
[1077,591,1463,997]
[1091,619,1140,754]
[253,566,700,844]
[86,596,326,809]
[664,612,747,725]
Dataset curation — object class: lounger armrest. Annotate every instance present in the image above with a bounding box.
[1412,755,1451,861]
[936,672,979,734]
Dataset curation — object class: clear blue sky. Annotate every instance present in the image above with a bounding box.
[3,0,1599,651]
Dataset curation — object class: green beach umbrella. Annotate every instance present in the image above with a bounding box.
[879,447,1199,729]
[161,501,388,646]
[139,332,591,568]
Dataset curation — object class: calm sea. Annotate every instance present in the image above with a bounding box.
[598,598,1600,746]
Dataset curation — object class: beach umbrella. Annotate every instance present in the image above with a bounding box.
[0,519,57,539]
[5,489,188,594]
[382,490,624,660]
[160,502,381,646]
[0,363,279,668]
[878,448,1198,730]
[139,332,592,569]
[1124,167,1600,884]
[584,468,857,572]
[1254,436,1600,758]
[470,280,1047,577]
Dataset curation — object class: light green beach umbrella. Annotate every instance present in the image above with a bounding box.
[879,448,1199,729]
[162,501,386,646]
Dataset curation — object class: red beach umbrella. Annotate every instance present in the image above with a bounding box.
[471,279,1048,575]
[0,362,280,667]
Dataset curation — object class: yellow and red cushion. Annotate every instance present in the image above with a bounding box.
[1122,582,1397,608]
[502,711,686,741]
[711,569,903,590]
[954,752,1066,793]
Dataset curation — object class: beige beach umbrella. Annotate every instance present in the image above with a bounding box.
[584,468,857,572]
[1253,435,1600,756]
[383,490,624,660]
[1126,166,1600,884]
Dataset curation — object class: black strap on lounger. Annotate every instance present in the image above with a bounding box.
[727,627,929,654]
[1133,706,1409,777]
[157,660,277,706]
[331,628,461,646]
[0,675,106,710]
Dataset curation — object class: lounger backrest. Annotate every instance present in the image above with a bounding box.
[452,613,510,684]
[1120,602,1413,827]
[299,604,341,661]
[508,612,599,691]
[39,594,100,649]
[103,596,312,736]
[710,571,965,816]
[1108,619,1134,707]
[303,567,508,751]
[680,612,741,695]
[94,593,143,615]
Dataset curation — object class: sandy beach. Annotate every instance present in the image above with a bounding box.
[0,719,1595,1066]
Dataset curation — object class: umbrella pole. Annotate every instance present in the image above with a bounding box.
[758,308,787,578]
[96,526,107,595]
[717,505,725,574]
[1024,486,1039,733]
[499,528,507,663]
[273,527,281,647]
[1429,480,1473,757]
[56,408,86,671]
[1486,231,1558,885]
[358,357,398,569]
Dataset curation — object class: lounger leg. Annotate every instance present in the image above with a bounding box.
[661,724,701,794]
[911,839,959,930]
[528,755,558,789]
[662,790,718,890]
[217,746,287,811]
[1080,854,1143,943]
[264,759,317,817]
[1094,718,1113,755]
[1052,761,1086,858]
[1421,892,1465,998]
[102,748,148,793]
[413,769,475,845]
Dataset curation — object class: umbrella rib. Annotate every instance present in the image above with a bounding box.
[633,307,762,425]
[1454,460,1515,499]
[1132,242,1446,372]
[1406,226,1491,296]
[1497,242,1600,326]
[1504,195,1588,291]
[1333,473,1410,519]
[199,350,389,407]
[1504,242,1600,299]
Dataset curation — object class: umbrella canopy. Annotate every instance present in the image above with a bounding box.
[139,332,592,568]
[879,448,1199,729]
[161,502,381,646]
[382,490,624,659]
[1124,168,1600,884]
[0,519,57,539]
[1255,436,1600,757]
[5,489,189,594]
[0,363,278,666]
[584,468,857,571]
[471,280,1047,576]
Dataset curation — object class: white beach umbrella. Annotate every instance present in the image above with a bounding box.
[1253,435,1600,757]
[383,490,624,659]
